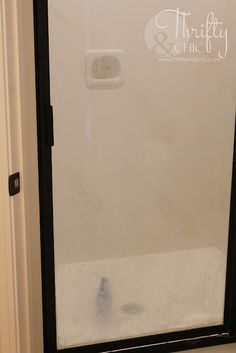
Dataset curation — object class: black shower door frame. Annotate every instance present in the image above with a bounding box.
[33,0,236,352]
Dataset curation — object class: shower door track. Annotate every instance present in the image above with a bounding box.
[33,0,236,352]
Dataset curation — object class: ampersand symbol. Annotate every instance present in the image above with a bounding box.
[153,32,175,57]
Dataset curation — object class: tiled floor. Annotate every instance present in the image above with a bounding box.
[183,343,236,352]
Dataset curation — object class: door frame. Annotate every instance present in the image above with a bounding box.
[33,0,236,352]
[0,0,44,353]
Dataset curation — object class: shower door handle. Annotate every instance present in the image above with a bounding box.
[45,104,54,147]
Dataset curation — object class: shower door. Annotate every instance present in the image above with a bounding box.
[34,0,236,352]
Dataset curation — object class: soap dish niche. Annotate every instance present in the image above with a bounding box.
[86,50,126,89]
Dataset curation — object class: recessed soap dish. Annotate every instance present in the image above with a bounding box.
[86,49,126,89]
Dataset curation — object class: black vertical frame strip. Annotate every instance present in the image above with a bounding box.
[33,0,236,352]
[224,115,236,335]
[33,0,57,352]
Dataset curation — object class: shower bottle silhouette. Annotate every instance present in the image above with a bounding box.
[96,277,112,318]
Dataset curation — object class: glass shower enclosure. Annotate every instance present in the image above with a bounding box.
[34,0,236,352]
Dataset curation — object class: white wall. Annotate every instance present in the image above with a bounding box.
[49,0,236,265]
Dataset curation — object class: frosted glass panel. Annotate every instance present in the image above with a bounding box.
[48,0,236,349]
